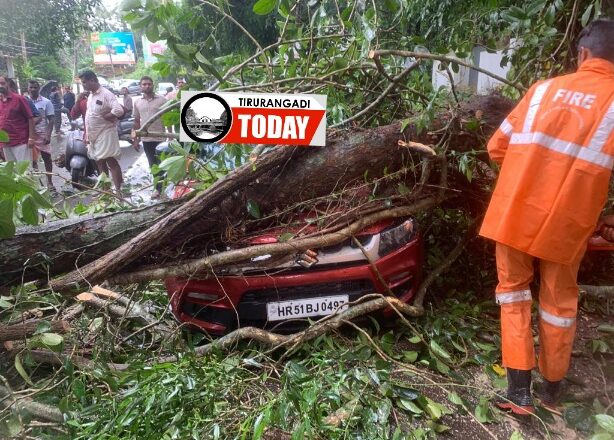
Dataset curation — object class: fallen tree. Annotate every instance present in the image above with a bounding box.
[0,94,511,292]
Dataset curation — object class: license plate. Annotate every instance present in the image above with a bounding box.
[266,295,349,322]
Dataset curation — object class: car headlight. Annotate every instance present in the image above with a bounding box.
[378,219,417,256]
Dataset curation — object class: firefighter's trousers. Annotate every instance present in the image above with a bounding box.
[495,243,583,382]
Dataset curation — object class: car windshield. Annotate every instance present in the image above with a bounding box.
[120,81,137,88]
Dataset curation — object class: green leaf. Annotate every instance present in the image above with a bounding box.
[581,5,593,27]
[398,398,423,414]
[383,0,399,12]
[597,324,614,334]
[6,414,22,436]
[41,332,64,348]
[564,405,595,431]
[279,232,294,242]
[246,200,261,219]
[436,359,450,375]
[253,0,277,15]
[403,351,418,363]
[174,43,197,59]
[475,397,493,423]
[394,385,420,400]
[380,331,394,355]
[20,194,39,225]
[407,335,421,344]
[428,421,450,433]
[423,398,444,420]
[430,340,452,361]
[0,298,13,308]
[596,414,614,433]
[0,129,8,142]
[195,52,224,83]
[72,378,86,399]
[253,409,269,440]
[590,434,613,440]
[447,392,463,406]
[145,24,160,43]
[160,108,180,127]
[0,198,16,238]
[34,320,52,335]
[15,354,34,386]
[0,174,20,192]
[159,156,187,182]
[14,160,30,175]
[509,431,525,440]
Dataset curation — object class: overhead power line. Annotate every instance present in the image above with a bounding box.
[0,33,45,48]
[0,41,42,54]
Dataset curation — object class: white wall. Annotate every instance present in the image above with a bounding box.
[431,47,512,95]
[432,58,472,91]
[473,48,511,94]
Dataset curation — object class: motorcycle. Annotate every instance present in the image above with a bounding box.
[117,116,134,142]
[65,120,98,188]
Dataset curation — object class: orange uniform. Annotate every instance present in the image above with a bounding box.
[480,58,614,381]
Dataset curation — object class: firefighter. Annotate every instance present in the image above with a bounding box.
[480,19,614,415]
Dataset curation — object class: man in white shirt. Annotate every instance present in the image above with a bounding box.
[78,70,125,195]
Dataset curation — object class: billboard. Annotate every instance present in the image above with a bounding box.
[91,32,137,65]
[142,35,168,66]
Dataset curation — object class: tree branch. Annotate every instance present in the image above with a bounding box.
[107,199,439,285]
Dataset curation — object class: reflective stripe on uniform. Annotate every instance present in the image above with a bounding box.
[539,307,575,328]
[588,99,614,153]
[523,80,553,133]
[510,131,614,169]
[500,118,513,137]
[495,289,532,305]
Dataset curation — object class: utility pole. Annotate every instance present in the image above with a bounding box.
[73,39,78,91]
[20,31,27,62]
[107,43,116,78]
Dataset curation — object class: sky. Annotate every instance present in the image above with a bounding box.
[102,0,119,10]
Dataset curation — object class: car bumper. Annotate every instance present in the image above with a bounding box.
[165,236,422,335]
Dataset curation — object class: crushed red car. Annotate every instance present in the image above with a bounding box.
[165,182,612,336]
[165,214,422,335]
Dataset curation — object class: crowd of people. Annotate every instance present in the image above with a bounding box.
[0,71,185,198]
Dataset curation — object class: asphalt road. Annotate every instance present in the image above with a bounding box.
[44,115,159,204]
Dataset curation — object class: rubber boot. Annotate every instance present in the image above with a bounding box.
[496,368,535,415]
[535,379,562,410]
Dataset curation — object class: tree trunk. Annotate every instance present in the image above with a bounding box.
[0,320,70,342]
[0,199,183,289]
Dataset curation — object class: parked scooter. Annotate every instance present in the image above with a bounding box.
[65,120,98,188]
[117,116,134,142]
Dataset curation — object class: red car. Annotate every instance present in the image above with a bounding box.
[165,216,422,335]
